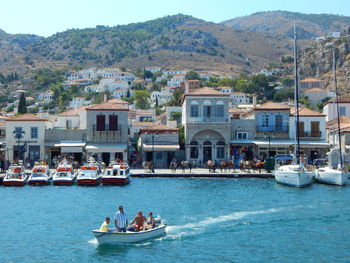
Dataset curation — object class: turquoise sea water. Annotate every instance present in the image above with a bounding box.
[1,178,350,263]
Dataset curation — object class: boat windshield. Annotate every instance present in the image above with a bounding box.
[32,173,46,178]
[58,172,68,177]
[79,171,97,177]
[7,172,23,179]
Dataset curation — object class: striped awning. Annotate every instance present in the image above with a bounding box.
[142,144,180,151]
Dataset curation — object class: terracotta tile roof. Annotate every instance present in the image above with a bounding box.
[229,108,246,113]
[185,87,229,97]
[6,113,48,122]
[327,116,350,129]
[305,88,327,93]
[290,107,325,117]
[57,106,88,117]
[300,78,324,83]
[86,101,129,111]
[324,94,350,105]
[139,123,179,134]
[131,122,154,126]
[255,101,290,111]
[108,98,129,106]
[156,112,167,120]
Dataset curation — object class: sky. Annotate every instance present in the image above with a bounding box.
[1,0,349,37]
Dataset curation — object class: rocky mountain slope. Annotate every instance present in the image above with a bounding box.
[0,14,293,76]
[222,11,350,40]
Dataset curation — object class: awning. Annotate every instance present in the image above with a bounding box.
[231,140,329,148]
[142,144,180,151]
[47,141,86,153]
[254,140,329,148]
[85,143,127,153]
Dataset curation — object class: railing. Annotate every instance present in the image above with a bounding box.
[299,131,322,138]
[256,125,289,132]
[188,117,229,123]
[90,125,123,143]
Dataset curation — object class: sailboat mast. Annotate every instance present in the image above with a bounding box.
[293,22,301,165]
[334,51,344,167]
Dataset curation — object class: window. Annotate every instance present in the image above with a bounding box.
[262,115,269,127]
[275,115,283,130]
[96,115,106,131]
[203,105,211,118]
[14,127,23,134]
[190,141,198,159]
[237,132,248,140]
[216,141,225,159]
[190,105,199,117]
[340,106,346,116]
[109,115,118,131]
[31,127,38,139]
[215,105,224,118]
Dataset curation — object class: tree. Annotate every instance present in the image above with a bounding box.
[185,70,200,80]
[18,93,27,114]
[143,70,153,79]
[218,77,235,87]
[134,90,150,109]
[166,90,184,106]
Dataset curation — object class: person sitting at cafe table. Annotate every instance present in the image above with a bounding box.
[129,211,147,231]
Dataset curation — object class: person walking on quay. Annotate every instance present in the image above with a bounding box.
[114,205,128,232]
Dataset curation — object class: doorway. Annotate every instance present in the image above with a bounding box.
[102,152,110,165]
[203,141,212,162]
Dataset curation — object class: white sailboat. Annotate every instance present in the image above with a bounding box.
[315,53,349,186]
[274,23,314,188]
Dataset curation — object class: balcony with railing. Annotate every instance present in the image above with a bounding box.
[89,124,123,143]
[187,116,229,123]
[299,131,322,140]
[256,125,289,133]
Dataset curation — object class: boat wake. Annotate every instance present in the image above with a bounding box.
[165,207,281,240]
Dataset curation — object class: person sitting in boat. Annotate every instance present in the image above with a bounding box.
[129,211,147,232]
[144,212,155,230]
[99,217,112,232]
[114,205,128,232]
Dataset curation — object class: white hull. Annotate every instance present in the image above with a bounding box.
[315,167,348,186]
[92,225,166,244]
[274,165,314,188]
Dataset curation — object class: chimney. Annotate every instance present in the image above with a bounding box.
[104,93,108,102]
[185,81,189,94]
[252,94,257,108]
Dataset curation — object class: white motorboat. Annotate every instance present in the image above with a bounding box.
[274,163,314,188]
[77,163,102,186]
[52,162,76,186]
[102,162,130,185]
[28,164,51,186]
[3,165,27,186]
[92,224,166,244]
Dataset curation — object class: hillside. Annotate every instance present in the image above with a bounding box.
[0,14,293,76]
[221,11,350,40]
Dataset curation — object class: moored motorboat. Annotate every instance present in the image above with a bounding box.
[28,164,51,186]
[52,162,76,186]
[92,223,166,244]
[102,161,130,185]
[77,163,101,186]
[3,165,27,186]
[315,166,348,186]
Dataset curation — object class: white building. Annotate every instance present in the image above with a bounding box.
[84,85,106,93]
[163,70,187,77]
[323,95,350,121]
[36,91,54,101]
[69,97,92,109]
[167,74,186,87]
[113,89,131,99]
[230,92,250,105]
[5,114,52,165]
[304,88,328,105]
[55,106,88,129]
[145,66,162,73]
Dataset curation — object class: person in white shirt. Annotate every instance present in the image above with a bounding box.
[114,205,128,232]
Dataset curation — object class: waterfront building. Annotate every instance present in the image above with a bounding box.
[84,100,129,164]
[182,87,231,163]
[5,114,52,166]
[230,101,328,162]
[138,124,180,168]
[323,94,350,121]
